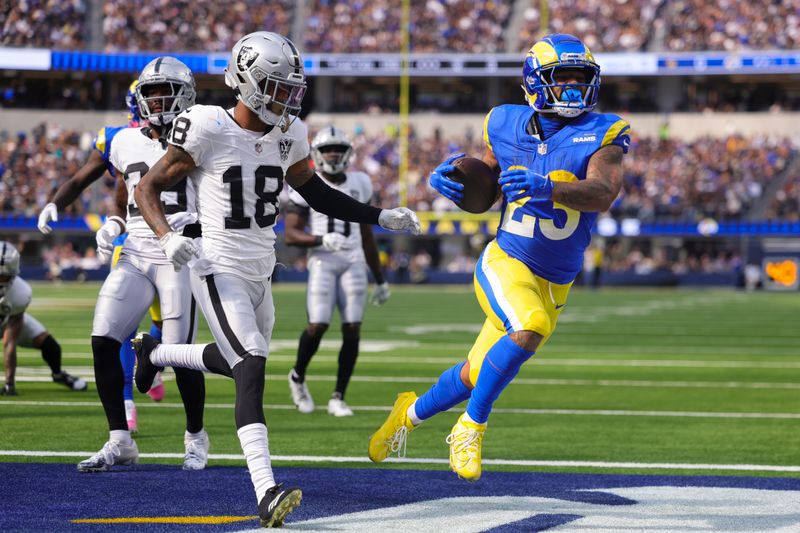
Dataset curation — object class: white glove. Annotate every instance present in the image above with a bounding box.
[37,203,58,234]
[159,231,198,271]
[321,233,353,252]
[378,207,421,235]
[95,216,125,265]
[96,216,126,250]
[370,281,391,306]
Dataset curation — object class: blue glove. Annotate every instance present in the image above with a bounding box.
[498,169,554,203]
[429,152,465,203]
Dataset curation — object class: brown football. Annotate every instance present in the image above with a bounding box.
[449,157,499,214]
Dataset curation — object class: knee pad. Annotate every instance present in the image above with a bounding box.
[233,356,266,428]
[307,323,329,339]
[92,336,122,359]
[518,308,551,337]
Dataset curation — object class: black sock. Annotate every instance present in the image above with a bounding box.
[233,356,266,429]
[335,336,360,398]
[173,367,205,434]
[39,335,61,374]
[202,343,233,378]
[293,330,323,382]
[91,336,127,431]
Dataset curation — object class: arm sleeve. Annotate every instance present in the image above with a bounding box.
[293,173,382,225]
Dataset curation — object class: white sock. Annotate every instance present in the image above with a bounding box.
[185,429,207,442]
[462,412,478,424]
[407,402,422,426]
[124,399,136,411]
[151,343,209,371]
[237,423,275,503]
[110,429,132,445]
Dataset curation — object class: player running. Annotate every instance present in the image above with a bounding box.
[37,80,165,433]
[77,57,209,473]
[368,33,630,482]
[285,127,390,417]
[132,32,419,527]
[0,242,87,396]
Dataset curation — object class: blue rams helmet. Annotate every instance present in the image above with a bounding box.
[126,79,142,126]
[522,33,600,118]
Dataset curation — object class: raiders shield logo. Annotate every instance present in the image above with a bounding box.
[237,45,259,72]
[255,142,263,154]
[279,138,294,162]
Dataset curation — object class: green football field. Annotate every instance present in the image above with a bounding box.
[1,282,798,478]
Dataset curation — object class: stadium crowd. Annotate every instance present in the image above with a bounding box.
[3,0,799,53]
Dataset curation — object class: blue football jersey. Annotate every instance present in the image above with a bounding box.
[485,104,630,284]
[92,125,126,176]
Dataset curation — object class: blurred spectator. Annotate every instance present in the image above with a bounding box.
[1,0,87,48]
[518,0,662,52]
[663,0,800,51]
[304,0,511,53]
[102,0,293,52]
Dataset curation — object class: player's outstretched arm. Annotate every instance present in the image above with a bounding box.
[38,150,109,233]
[361,223,390,306]
[551,145,624,212]
[286,158,420,234]
[135,145,196,239]
[283,209,318,247]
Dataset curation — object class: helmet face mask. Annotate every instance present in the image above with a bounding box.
[522,34,600,118]
[311,127,353,175]
[136,57,196,126]
[225,31,307,132]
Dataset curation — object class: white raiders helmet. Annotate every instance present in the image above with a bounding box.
[224,31,306,132]
[135,56,196,126]
[0,241,20,289]
[311,127,353,175]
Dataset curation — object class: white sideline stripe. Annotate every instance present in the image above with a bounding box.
[9,372,800,390]
[2,400,799,420]
[22,352,800,370]
[1,449,798,473]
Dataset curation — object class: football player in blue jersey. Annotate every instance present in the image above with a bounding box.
[37,80,164,432]
[369,34,630,481]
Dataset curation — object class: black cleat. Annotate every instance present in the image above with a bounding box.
[258,483,302,528]
[52,371,88,391]
[133,333,164,394]
[1,383,17,396]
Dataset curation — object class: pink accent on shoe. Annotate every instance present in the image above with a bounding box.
[147,372,165,402]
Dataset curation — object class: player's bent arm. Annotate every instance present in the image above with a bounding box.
[2,314,24,381]
[283,210,320,247]
[285,158,382,225]
[360,223,385,284]
[482,147,503,203]
[551,145,623,212]
[50,150,109,209]
[135,145,197,239]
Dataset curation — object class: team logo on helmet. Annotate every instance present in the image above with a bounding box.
[279,138,294,161]
[237,46,259,72]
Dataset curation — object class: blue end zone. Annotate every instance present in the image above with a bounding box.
[1,463,798,531]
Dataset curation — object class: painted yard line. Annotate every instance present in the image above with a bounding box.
[1,449,798,473]
[17,353,800,371]
[9,372,800,390]
[2,400,799,420]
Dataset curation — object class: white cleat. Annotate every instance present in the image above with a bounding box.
[288,370,314,414]
[327,395,354,417]
[183,430,210,471]
[77,439,139,473]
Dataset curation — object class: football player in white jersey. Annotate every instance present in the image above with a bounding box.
[132,32,419,527]
[285,127,390,417]
[0,242,87,396]
[77,57,210,473]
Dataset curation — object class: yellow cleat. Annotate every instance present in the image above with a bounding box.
[446,413,487,482]
[368,392,418,462]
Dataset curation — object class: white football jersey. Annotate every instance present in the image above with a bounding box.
[0,277,31,329]
[109,126,198,264]
[287,171,373,264]
[168,105,309,280]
